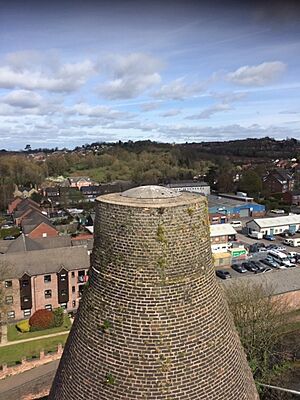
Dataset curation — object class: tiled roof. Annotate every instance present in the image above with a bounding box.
[1,246,90,278]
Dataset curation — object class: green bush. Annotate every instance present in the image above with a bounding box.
[16,320,30,333]
[53,307,64,327]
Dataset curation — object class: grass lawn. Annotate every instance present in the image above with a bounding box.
[0,334,69,366]
[7,315,71,342]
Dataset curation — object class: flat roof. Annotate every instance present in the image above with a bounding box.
[218,193,254,202]
[248,214,300,228]
[208,194,259,209]
[210,223,237,237]
[167,181,209,188]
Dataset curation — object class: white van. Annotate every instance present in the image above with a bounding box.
[283,238,300,247]
[268,250,295,267]
[230,220,242,229]
[248,231,263,240]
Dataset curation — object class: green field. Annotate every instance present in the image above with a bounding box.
[7,315,71,342]
[0,334,69,366]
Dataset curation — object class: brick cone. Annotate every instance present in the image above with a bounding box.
[49,187,259,400]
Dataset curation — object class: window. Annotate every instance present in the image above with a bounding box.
[5,296,13,305]
[60,273,67,282]
[78,270,85,283]
[45,289,52,299]
[71,271,75,278]
[5,280,12,288]
[42,233,47,238]
[23,309,31,317]
[44,275,51,283]
[45,304,52,311]
[60,302,67,309]
[61,289,67,297]
[22,279,29,287]
[72,286,75,293]
[7,311,15,319]
[22,296,30,303]
[72,300,76,308]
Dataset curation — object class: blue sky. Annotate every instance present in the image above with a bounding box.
[0,0,299,150]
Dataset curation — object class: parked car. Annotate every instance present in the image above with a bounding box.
[251,261,265,271]
[242,262,258,272]
[230,221,242,229]
[3,235,16,240]
[249,243,267,253]
[260,258,279,268]
[216,270,232,280]
[273,245,286,252]
[266,244,278,250]
[231,264,247,273]
[280,230,295,238]
[270,209,285,214]
[263,234,275,241]
[262,267,273,273]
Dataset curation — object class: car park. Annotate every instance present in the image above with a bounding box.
[231,264,247,273]
[216,270,231,279]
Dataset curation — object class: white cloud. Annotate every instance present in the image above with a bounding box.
[72,102,132,120]
[140,102,161,112]
[0,53,96,92]
[160,109,182,117]
[153,78,205,100]
[98,53,163,99]
[3,90,42,108]
[227,61,286,86]
[185,103,232,119]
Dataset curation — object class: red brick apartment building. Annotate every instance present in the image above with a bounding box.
[0,246,90,321]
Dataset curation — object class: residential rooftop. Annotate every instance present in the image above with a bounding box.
[0,246,90,279]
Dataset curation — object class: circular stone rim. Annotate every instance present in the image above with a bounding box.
[121,185,182,199]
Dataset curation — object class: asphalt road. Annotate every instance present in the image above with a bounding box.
[0,360,58,400]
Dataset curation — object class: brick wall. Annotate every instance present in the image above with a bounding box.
[0,345,63,381]
[49,191,258,400]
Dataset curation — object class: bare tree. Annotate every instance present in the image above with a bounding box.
[224,280,291,399]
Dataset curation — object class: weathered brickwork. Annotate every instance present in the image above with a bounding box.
[49,190,259,399]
